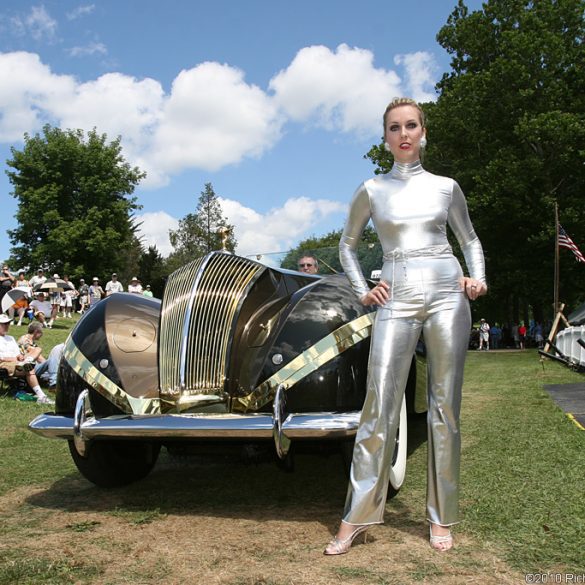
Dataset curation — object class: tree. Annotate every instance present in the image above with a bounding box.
[367,0,585,324]
[167,183,236,271]
[138,245,166,298]
[6,125,145,279]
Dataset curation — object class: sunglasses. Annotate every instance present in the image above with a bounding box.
[298,263,314,268]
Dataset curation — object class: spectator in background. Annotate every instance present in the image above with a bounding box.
[511,323,520,349]
[17,322,44,363]
[143,284,154,298]
[77,278,89,314]
[534,322,544,349]
[29,292,53,328]
[478,318,490,350]
[105,273,124,296]
[489,323,502,350]
[7,282,29,326]
[128,276,143,295]
[29,268,46,290]
[15,271,32,296]
[518,322,527,349]
[0,265,15,302]
[47,274,62,328]
[297,255,319,274]
[62,275,76,318]
[0,314,53,404]
[88,277,104,309]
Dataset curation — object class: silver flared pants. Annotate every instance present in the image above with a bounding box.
[343,254,471,527]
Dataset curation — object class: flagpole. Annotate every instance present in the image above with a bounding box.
[554,202,559,314]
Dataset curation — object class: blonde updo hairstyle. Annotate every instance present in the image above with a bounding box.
[383,97,426,131]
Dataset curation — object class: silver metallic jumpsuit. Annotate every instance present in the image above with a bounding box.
[339,160,486,527]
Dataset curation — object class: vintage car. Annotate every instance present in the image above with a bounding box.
[29,250,427,492]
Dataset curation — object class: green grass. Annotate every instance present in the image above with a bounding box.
[0,318,583,578]
[394,350,585,573]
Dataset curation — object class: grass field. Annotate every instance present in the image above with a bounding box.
[0,316,583,584]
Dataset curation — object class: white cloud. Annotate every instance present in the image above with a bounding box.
[135,197,346,260]
[219,196,346,257]
[0,46,441,184]
[66,4,95,21]
[393,52,438,103]
[67,42,107,57]
[269,44,402,136]
[150,62,283,175]
[0,52,75,141]
[11,5,57,41]
[136,211,178,257]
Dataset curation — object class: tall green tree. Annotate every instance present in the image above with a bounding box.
[167,182,236,271]
[368,0,585,323]
[138,245,166,298]
[6,125,145,279]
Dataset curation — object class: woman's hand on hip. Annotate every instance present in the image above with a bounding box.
[361,281,390,306]
[460,277,487,301]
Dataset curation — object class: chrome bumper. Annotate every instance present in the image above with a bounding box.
[29,411,360,440]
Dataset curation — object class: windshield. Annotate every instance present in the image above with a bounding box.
[245,242,384,280]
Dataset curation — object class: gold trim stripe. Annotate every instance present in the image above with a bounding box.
[233,312,375,412]
[63,336,161,415]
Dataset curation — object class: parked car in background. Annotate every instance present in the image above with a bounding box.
[30,247,427,494]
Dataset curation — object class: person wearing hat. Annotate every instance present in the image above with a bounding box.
[105,273,124,296]
[127,276,143,295]
[88,278,104,309]
[478,318,490,351]
[0,313,53,404]
[143,284,153,298]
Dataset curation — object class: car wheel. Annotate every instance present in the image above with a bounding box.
[340,394,408,499]
[387,394,407,498]
[68,440,161,488]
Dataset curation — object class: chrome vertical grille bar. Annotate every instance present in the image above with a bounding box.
[159,253,263,407]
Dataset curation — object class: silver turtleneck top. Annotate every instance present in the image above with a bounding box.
[339,160,486,299]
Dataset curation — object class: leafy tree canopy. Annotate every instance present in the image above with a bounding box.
[367,0,585,322]
[6,125,145,280]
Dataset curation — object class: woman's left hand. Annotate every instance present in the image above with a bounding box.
[460,277,487,301]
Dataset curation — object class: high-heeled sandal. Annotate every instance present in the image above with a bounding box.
[429,525,453,551]
[323,524,369,555]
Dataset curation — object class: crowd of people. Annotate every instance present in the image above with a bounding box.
[471,319,547,350]
[0,268,155,403]
[0,268,155,327]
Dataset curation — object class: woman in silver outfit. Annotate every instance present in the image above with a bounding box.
[325,97,487,555]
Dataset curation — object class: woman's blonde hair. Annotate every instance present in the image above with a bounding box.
[383,97,425,132]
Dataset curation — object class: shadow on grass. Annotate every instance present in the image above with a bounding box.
[25,413,428,537]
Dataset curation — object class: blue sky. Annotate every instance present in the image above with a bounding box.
[0,0,484,265]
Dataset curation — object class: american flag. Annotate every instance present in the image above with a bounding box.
[558,225,585,263]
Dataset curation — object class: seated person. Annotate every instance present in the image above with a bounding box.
[33,342,65,389]
[18,322,45,363]
[29,292,53,328]
[0,314,53,403]
[7,282,29,326]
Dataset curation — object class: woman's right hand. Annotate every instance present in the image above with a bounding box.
[361,281,390,306]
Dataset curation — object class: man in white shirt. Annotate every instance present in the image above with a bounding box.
[29,269,46,290]
[105,273,124,296]
[0,314,53,403]
[29,293,53,328]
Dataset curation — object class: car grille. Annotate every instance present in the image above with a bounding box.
[159,253,263,405]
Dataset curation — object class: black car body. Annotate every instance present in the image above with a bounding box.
[30,251,426,488]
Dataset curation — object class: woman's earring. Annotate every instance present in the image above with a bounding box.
[384,142,391,152]
[420,135,427,148]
